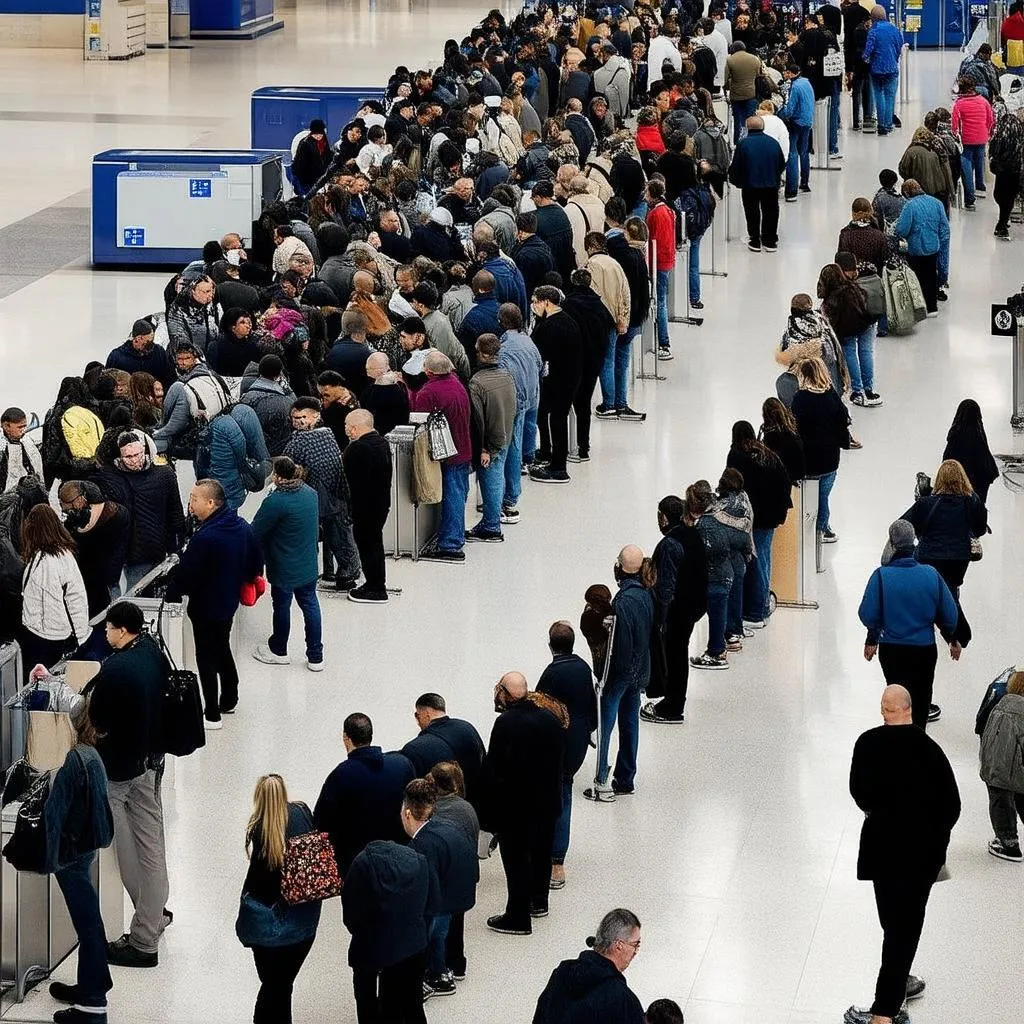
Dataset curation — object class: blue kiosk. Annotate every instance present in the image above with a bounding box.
[189,0,283,39]
[91,149,285,266]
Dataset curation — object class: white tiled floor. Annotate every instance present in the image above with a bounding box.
[2,4,1024,1022]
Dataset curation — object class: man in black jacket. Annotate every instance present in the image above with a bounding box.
[533,908,645,1024]
[314,712,415,874]
[323,309,374,397]
[239,354,294,457]
[291,118,332,196]
[847,684,960,1024]
[483,671,564,935]
[105,319,175,390]
[536,622,597,890]
[642,495,709,724]
[512,212,556,298]
[342,409,392,604]
[531,180,576,283]
[87,600,170,969]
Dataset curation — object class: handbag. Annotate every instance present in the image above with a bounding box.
[2,770,51,873]
[425,409,459,462]
[235,892,293,948]
[151,607,206,758]
[239,575,267,607]
[412,429,442,504]
[26,710,77,772]
[823,49,845,77]
[969,536,983,562]
[280,830,342,906]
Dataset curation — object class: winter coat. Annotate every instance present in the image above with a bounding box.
[792,388,851,476]
[858,558,958,646]
[44,744,114,874]
[482,256,529,318]
[837,222,890,274]
[898,144,955,201]
[893,193,950,260]
[565,191,608,268]
[536,654,598,777]
[901,493,987,563]
[607,578,655,689]
[726,445,793,529]
[776,309,848,395]
[410,373,472,466]
[239,378,294,457]
[606,232,650,328]
[942,432,999,501]
[512,234,556,299]
[535,204,577,282]
[73,502,130,616]
[409,817,478,916]
[652,521,708,628]
[583,253,630,331]
[562,287,616,378]
[728,130,786,190]
[1,436,43,494]
[166,300,220,358]
[952,92,996,145]
[817,269,875,339]
[105,340,175,390]
[94,460,184,566]
[646,201,676,271]
[422,311,472,383]
[283,426,349,518]
[980,693,1024,793]
[193,405,269,511]
[533,949,644,1024]
[21,551,89,645]
[153,363,231,455]
[565,112,597,165]
[593,55,633,120]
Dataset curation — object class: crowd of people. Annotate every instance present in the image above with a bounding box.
[2,2,1024,1024]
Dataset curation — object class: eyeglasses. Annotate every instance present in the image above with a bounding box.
[617,937,641,951]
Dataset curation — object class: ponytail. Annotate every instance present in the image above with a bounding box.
[639,557,656,590]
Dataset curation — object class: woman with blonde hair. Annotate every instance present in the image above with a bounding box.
[236,774,321,1024]
[791,356,852,543]
[901,458,987,651]
[979,670,1024,861]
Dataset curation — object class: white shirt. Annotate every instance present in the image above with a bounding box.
[648,35,682,78]
[700,29,729,88]
[714,19,733,47]
[356,141,392,174]
[761,113,790,162]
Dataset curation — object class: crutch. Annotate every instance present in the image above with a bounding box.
[590,614,617,795]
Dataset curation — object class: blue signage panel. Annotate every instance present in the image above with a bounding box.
[188,178,212,198]
[123,227,146,246]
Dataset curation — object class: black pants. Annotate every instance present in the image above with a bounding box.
[444,911,466,975]
[741,187,780,247]
[919,557,971,647]
[572,372,599,456]
[252,938,314,1024]
[655,618,695,718]
[498,815,556,928]
[352,951,426,1024]
[905,251,938,313]
[871,877,933,1018]
[537,383,574,472]
[878,643,938,728]
[352,511,388,592]
[190,616,238,720]
[994,171,1022,232]
[17,627,74,676]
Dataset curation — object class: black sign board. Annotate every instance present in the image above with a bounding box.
[992,304,1016,337]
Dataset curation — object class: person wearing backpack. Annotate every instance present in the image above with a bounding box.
[194,404,270,512]
[678,171,716,310]
[989,105,1024,240]
[828,253,884,408]
[153,343,232,457]
[979,671,1024,862]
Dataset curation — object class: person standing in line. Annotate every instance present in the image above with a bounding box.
[989,103,1024,240]
[891,179,949,317]
[482,671,565,935]
[644,180,677,361]
[1,406,44,491]
[728,116,785,253]
[167,479,262,728]
[942,399,999,505]
[87,601,170,970]
[250,456,323,671]
[468,335,517,543]
[845,684,960,1024]
[759,397,806,485]
[858,520,960,729]
[779,64,814,202]
[836,199,891,275]
[979,671,1024,862]
[536,621,598,889]
[862,5,905,136]
[951,76,995,210]
[724,40,764,144]
[237,775,321,1024]
[342,409,393,602]
[584,546,655,803]
[712,469,755,655]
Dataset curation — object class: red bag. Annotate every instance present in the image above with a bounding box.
[280,831,342,905]
[239,576,267,607]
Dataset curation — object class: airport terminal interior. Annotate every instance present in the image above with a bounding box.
[1,1,1023,1022]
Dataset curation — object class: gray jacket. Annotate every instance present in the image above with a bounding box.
[240,378,295,456]
[469,365,517,454]
[980,693,1024,793]
[153,363,228,454]
[593,55,632,121]
[423,310,471,383]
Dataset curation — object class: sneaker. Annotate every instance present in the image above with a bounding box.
[926,311,938,318]
[864,391,884,407]
[419,547,466,562]
[988,838,1024,862]
[936,289,948,302]
[657,347,674,360]
[821,529,838,543]
[892,114,902,128]
[348,585,389,603]
[486,914,531,935]
[844,1007,910,1024]
[976,186,987,195]
[594,405,618,418]
[611,781,635,796]
[617,406,647,421]
[203,718,223,731]
[107,935,157,968]
[964,203,976,211]
[928,703,941,722]
[747,242,762,252]
[450,964,467,981]
[690,299,704,309]
[582,783,616,802]
[799,184,811,193]
[690,652,728,670]
[742,626,754,638]
[850,391,866,407]
[995,227,1011,240]
[500,506,520,524]
[219,702,237,715]
[763,245,777,253]
[640,700,685,724]
[425,973,457,996]
[725,635,743,652]
[422,981,435,1002]
[253,643,290,665]
[54,1011,108,1024]
[863,118,878,128]
[466,526,504,543]
[529,466,570,483]
[785,195,798,203]
[744,619,767,630]
[829,151,842,160]
[529,904,549,918]
[574,451,591,462]
[550,864,566,890]
[906,975,926,1000]
[49,983,79,1004]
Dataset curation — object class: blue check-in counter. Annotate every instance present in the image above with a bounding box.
[91,149,285,266]
[189,0,282,38]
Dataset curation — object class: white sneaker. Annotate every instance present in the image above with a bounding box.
[253,644,290,665]
[306,660,325,673]
[203,718,223,731]
[582,784,616,803]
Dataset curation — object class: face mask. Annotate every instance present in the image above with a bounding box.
[63,506,91,530]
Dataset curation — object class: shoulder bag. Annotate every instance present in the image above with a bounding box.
[425,409,459,462]
[280,826,342,906]
[151,607,206,757]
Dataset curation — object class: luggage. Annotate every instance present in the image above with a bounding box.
[882,260,919,335]
[857,269,887,322]
[976,665,1015,736]
[905,265,928,322]
[1,769,51,874]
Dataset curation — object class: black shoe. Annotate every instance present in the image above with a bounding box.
[218,703,237,715]
[347,585,389,603]
[928,703,941,722]
[54,1010,108,1024]
[529,904,549,918]
[892,114,902,128]
[574,450,590,462]
[617,406,647,421]
[334,577,359,592]
[936,289,948,301]
[594,405,618,418]
[906,975,926,1000]
[163,907,173,925]
[799,184,811,193]
[611,781,635,796]
[690,299,704,309]
[107,935,157,968]
[486,913,531,935]
[640,700,684,724]
[747,241,762,252]
[449,962,467,981]
[424,973,456,996]
[49,982,79,1004]
[465,526,504,543]
[529,466,570,484]
[419,547,466,563]
[995,226,1011,240]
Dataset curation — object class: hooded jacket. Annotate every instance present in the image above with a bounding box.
[652,521,709,628]
[726,444,793,530]
[105,339,175,389]
[512,233,556,298]
[898,139,955,200]
[608,576,655,689]
[533,949,644,1024]
[251,479,320,590]
[562,286,616,377]
[240,378,294,457]
[980,693,1024,793]
[194,405,270,511]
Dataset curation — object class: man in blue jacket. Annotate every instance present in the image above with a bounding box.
[728,116,786,253]
[858,520,960,729]
[863,5,905,135]
[779,65,814,201]
[892,179,950,315]
[477,240,528,318]
[166,478,262,729]
[456,270,503,373]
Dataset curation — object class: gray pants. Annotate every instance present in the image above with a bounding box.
[107,769,169,953]
[987,785,1024,845]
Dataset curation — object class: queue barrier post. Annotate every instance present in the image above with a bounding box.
[701,188,728,279]
[636,239,666,381]
[1011,320,1024,431]
[771,480,821,609]
[811,98,839,173]
[667,214,704,328]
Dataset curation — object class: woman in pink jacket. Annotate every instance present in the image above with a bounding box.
[952,76,996,209]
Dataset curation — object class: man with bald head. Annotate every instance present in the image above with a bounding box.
[585,546,655,803]
[847,684,960,1024]
[483,670,566,935]
[728,113,785,253]
[342,409,392,603]
[359,352,410,437]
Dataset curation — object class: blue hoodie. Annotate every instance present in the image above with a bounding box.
[858,558,958,646]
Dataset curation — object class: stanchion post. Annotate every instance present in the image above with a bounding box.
[1012,319,1024,431]
[636,239,665,381]
[811,98,840,173]
[774,479,820,608]
[700,192,727,279]
[667,213,704,327]
[567,406,580,463]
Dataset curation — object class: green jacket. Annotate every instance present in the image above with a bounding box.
[251,481,320,590]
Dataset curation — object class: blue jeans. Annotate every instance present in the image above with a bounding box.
[785,124,811,197]
[688,234,702,303]
[746,527,774,622]
[269,580,323,662]
[522,405,538,463]
[598,328,618,407]
[552,774,573,864]
[828,79,841,153]
[871,71,899,132]
[56,852,111,1009]
[427,913,451,977]
[615,327,640,408]
[438,462,470,551]
[503,408,525,508]
[595,676,641,789]
[961,143,986,204]
[475,447,508,532]
[843,325,876,394]
[816,470,837,532]
[322,512,361,582]
[656,269,670,348]
[731,97,757,143]
[726,559,747,638]
[706,581,730,657]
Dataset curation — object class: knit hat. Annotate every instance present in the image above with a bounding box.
[310,118,327,134]
[888,519,916,554]
[428,207,454,227]
[131,318,154,338]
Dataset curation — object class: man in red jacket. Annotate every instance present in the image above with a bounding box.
[645,180,677,361]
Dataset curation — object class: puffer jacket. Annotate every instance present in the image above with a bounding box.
[167,299,220,358]
[952,92,996,145]
[95,460,185,566]
[240,378,294,456]
[713,492,755,576]
[21,551,90,644]
[979,693,1024,793]
[696,512,739,588]
[194,405,270,511]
